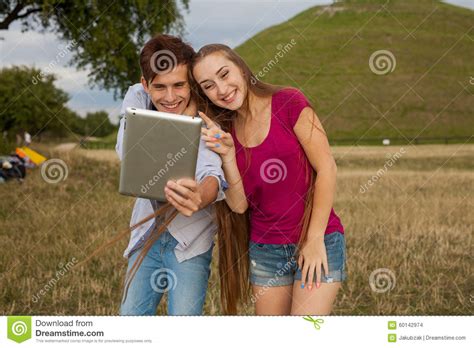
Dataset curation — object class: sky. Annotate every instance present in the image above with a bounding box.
[0,0,472,124]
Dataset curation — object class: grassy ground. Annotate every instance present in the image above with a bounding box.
[0,143,472,315]
[1,0,472,315]
[236,0,474,141]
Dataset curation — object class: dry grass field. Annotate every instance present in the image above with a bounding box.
[0,142,472,315]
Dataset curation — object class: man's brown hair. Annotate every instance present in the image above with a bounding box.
[139,34,195,83]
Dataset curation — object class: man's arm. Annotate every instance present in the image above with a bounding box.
[165,131,228,217]
[197,176,219,209]
[115,84,150,161]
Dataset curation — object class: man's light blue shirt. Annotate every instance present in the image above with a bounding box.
[116,84,228,262]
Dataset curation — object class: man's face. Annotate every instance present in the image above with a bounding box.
[141,63,191,115]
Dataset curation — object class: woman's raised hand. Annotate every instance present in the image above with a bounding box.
[199,111,235,161]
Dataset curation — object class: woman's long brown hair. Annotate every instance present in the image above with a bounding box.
[75,203,178,302]
[191,44,322,312]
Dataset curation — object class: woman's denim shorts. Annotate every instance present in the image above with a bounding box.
[248,231,347,287]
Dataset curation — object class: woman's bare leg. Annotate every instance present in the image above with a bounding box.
[290,281,341,315]
[252,285,293,315]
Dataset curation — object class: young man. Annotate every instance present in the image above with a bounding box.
[115,34,227,315]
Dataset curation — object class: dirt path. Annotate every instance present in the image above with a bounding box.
[54,142,119,163]
[53,142,78,152]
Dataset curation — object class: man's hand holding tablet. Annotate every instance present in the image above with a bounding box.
[165,178,203,217]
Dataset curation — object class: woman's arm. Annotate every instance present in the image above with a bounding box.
[295,106,337,237]
[294,106,338,289]
[220,150,248,214]
[199,112,248,214]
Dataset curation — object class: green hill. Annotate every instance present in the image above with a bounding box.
[235,0,473,144]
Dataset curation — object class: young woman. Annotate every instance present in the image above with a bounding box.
[191,44,347,315]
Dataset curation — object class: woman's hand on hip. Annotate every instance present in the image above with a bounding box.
[298,234,329,290]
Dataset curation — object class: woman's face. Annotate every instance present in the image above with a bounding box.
[192,52,247,111]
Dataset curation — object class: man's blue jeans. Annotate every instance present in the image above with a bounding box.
[120,231,213,315]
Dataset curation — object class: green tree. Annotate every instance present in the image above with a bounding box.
[0,65,79,138]
[0,0,189,98]
[83,111,116,137]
